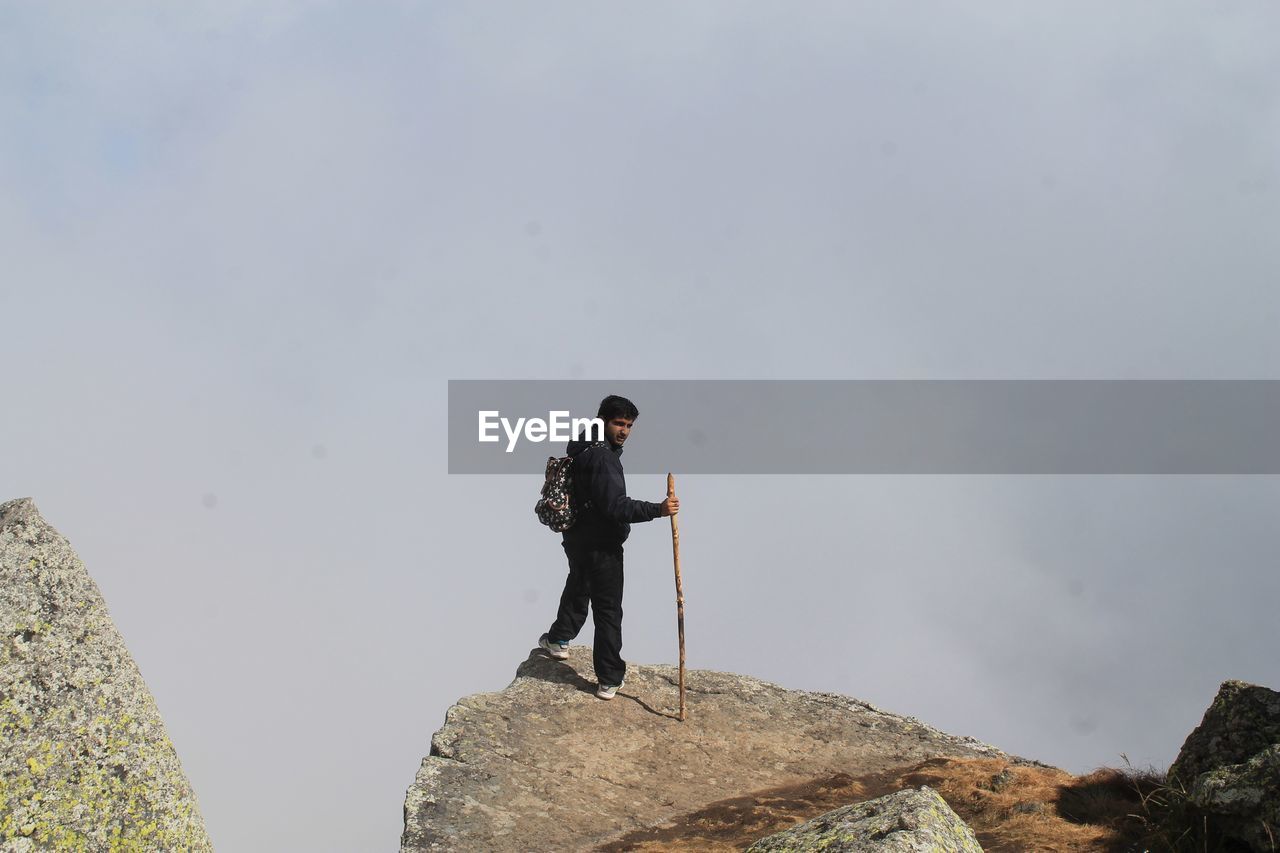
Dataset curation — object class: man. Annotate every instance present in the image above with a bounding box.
[538,395,679,699]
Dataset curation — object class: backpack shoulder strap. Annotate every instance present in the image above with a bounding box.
[573,442,610,509]
[575,440,609,461]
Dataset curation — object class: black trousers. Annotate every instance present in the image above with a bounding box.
[547,540,626,686]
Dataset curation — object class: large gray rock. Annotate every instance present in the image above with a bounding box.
[1169,680,1280,787]
[1188,743,1280,852]
[745,785,984,852]
[402,647,1048,851]
[0,497,211,851]
[1168,680,1280,851]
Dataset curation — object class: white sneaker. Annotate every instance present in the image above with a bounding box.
[538,633,569,660]
[596,679,625,700]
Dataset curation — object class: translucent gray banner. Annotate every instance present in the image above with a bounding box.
[447,380,1280,474]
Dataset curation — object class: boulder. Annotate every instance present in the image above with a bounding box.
[1168,679,1280,851]
[745,785,984,852]
[1188,744,1280,852]
[1169,680,1280,787]
[0,497,211,851]
[402,646,1046,851]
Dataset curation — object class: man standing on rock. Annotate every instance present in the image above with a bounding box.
[538,395,679,700]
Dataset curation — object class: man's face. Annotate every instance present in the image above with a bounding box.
[604,416,634,447]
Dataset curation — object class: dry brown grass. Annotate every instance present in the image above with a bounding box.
[890,753,1121,845]
[597,754,1248,852]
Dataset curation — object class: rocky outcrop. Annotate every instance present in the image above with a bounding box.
[1168,680,1280,852]
[1189,745,1280,852]
[0,497,211,851]
[1169,680,1280,786]
[745,785,984,852]
[402,646,1048,851]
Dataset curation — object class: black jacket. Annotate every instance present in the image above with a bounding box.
[562,435,663,546]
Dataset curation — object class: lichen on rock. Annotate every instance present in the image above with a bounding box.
[745,785,984,852]
[0,497,211,851]
[1168,679,1280,852]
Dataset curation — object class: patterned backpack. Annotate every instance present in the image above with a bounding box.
[535,442,608,532]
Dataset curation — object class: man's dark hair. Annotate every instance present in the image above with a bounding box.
[597,395,639,422]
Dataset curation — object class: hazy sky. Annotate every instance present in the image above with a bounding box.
[4,4,1279,851]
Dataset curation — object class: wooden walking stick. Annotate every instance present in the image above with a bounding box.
[667,472,686,721]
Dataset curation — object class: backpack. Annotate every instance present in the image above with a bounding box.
[535,442,608,532]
